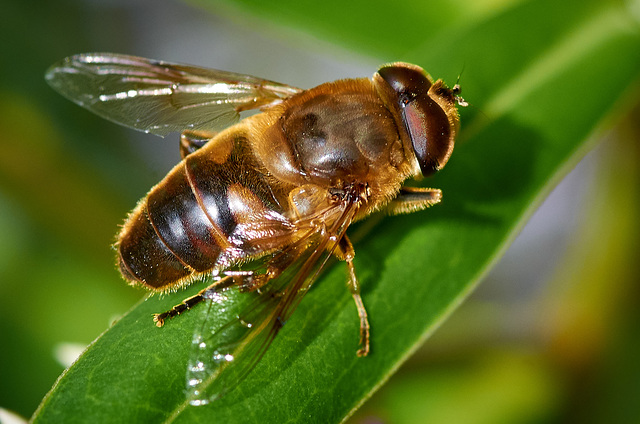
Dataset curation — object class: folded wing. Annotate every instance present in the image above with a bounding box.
[45,53,302,136]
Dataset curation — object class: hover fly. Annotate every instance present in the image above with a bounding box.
[46,53,465,404]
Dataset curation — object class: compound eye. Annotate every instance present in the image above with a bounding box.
[402,96,453,176]
[377,65,432,101]
[377,64,456,176]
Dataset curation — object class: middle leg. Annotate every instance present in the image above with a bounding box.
[336,235,370,357]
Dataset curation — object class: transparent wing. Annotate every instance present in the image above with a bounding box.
[186,198,360,405]
[45,53,302,136]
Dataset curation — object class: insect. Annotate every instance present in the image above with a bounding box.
[46,53,465,403]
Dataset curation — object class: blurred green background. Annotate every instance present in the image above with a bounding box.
[1,0,639,422]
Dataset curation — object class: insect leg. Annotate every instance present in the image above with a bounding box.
[336,235,370,357]
[386,186,442,215]
[180,130,217,158]
[153,275,235,327]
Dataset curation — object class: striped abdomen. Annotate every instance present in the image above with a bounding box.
[117,135,294,291]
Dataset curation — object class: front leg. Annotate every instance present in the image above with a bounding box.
[387,186,442,215]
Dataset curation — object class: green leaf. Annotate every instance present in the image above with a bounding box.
[31,0,640,422]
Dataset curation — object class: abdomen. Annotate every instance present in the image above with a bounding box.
[117,130,295,291]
